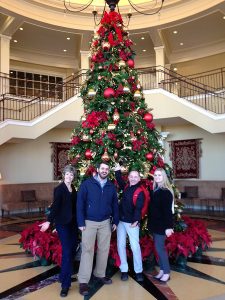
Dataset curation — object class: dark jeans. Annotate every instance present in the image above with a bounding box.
[153,233,170,274]
[56,223,78,289]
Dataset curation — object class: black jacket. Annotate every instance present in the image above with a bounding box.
[115,170,144,223]
[48,182,77,225]
[148,188,173,235]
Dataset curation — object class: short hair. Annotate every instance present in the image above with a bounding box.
[129,170,140,177]
[62,165,77,178]
[96,161,110,169]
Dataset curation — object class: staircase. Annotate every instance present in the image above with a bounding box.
[0,67,225,145]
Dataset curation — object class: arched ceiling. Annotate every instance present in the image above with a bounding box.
[0,0,225,72]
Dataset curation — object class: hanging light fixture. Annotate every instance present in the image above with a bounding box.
[64,0,164,26]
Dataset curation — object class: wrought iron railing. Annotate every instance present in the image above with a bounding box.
[186,67,225,92]
[1,66,225,122]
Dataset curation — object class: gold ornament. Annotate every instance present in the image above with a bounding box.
[87,88,96,98]
[107,123,116,130]
[113,108,120,125]
[119,60,126,67]
[82,134,90,142]
[102,42,110,50]
[101,148,110,162]
[123,85,130,93]
[134,90,142,99]
[80,167,86,176]
[130,132,137,142]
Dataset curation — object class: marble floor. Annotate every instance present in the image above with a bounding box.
[0,213,225,300]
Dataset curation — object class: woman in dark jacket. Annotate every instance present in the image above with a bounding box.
[148,168,174,283]
[39,165,78,297]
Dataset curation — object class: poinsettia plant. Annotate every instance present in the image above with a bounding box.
[19,221,62,265]
[19,216,211,267]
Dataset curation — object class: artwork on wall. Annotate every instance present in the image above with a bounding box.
[51,142,71,180]
[169,139,201,179]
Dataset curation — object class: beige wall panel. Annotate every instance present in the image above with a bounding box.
[0,128,72,184]
[10,60,69,78]
[175,52,225,76]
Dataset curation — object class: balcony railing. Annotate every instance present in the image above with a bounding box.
[1,66,225,122]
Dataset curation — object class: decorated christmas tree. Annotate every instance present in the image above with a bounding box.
[69,10,170,188]
[19,9,212,270]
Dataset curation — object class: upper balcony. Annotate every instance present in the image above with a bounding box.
[0,66,225,145]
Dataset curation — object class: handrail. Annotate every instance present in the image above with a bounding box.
[1,66,225,122]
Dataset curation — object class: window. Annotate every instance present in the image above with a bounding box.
[9,70,63,99]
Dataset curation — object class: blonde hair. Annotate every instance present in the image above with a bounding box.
[153,168,174,198]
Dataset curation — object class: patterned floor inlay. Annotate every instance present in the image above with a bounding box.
[0,215,225,300]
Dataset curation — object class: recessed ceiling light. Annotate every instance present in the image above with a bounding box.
[173,67,177,71]
[19,27,23,31]
[173,30,178,34]
[67,37,70,40]
[63,49,67,52]
[142,49,147,52]
[180,42,184,46]
[223,16,225,19]
[141,37,145,40]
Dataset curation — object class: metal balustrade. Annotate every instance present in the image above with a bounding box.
[1,66,225,122]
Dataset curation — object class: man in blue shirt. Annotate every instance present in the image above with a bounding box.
[77,161,119,296]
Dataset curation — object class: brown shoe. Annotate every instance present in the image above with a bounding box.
[79,283,89,296]
[94,276,112,284]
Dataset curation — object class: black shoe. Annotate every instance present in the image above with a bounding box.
[79,283,89,296]
[94,276,112,284]
[121,272,128,281]
[136,272,144,282]
[71,276,77,282]
[60,288,69,297]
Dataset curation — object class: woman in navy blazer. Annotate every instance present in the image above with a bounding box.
[39,165,78,297]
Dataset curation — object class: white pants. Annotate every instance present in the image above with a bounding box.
[117,221,143,273]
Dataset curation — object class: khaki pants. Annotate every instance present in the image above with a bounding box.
[78,219,111,283]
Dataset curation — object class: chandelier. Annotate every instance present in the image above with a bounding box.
[64,0,164,26]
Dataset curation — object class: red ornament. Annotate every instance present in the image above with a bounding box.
[104,87,115,98]
[137,108,145,116]
[114,152,118,159]
[85,149,93,160]
[146,152,154,161]
[115,141,122,149]
[91,55,97,62]
[143,112,153,123]
[127,59,134,68]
